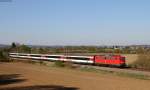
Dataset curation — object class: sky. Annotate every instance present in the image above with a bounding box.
[0,0,150,45]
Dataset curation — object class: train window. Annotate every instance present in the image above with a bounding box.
[66,57,90,60]
[30,55,41,57]
[19,54,28,56]
[10,53,17,55]
[45,56,61,58]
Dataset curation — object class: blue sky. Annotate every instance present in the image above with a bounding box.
[0,0,150,45]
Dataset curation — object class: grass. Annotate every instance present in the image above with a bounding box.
[131,54,150,70]
[78,66,150,80]
[79,66,114,74]
[54,61,65,67]
[116,72,150,80]
[122,54,138,65]
[50,61,150,80]
[9,59,150,80]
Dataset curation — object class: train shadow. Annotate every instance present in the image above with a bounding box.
[0,85,79,90]
[0,74,26,86]
[0,74,79,90]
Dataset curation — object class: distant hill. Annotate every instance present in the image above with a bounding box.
[0,44,10,48]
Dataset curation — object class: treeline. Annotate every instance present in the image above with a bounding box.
[31,46,149,54]
[0,42,148,61]
[0,42,52,61]
[1,42,149,55]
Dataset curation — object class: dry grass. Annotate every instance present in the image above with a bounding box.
[131,54,150,70]
[1,62,150,90]
[122,54,138,65]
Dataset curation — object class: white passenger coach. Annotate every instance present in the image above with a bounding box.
[9,53,94,64]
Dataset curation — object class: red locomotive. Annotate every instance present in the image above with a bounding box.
[93,55,126,67]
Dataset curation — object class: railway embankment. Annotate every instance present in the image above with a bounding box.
[8,58,150,80]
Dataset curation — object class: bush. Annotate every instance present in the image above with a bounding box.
[0,51,9,62]
[64,62,76,68]
[54,61,77,68]
[39,60,47,65]
[131,54,150,70]
[54,61,65,67]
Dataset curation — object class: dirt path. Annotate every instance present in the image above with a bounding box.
[0,62,150,90]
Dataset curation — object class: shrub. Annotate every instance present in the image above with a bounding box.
[39,60,47,65]
[131,54,150,70]
[53,61,77,68]
[54,61,65,67]
[0,51,9,62]
[64,62,76,68]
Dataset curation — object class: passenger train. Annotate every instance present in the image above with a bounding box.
[9,53,126,67]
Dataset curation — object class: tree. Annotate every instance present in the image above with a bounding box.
[0,50,9,61]
[11,42,16,48]
[0,51,4,59]
[19,44,31,53]
[136,47,145,54]
[38,48,48,54]
[123,47,131,54]
[114,48,121,53]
